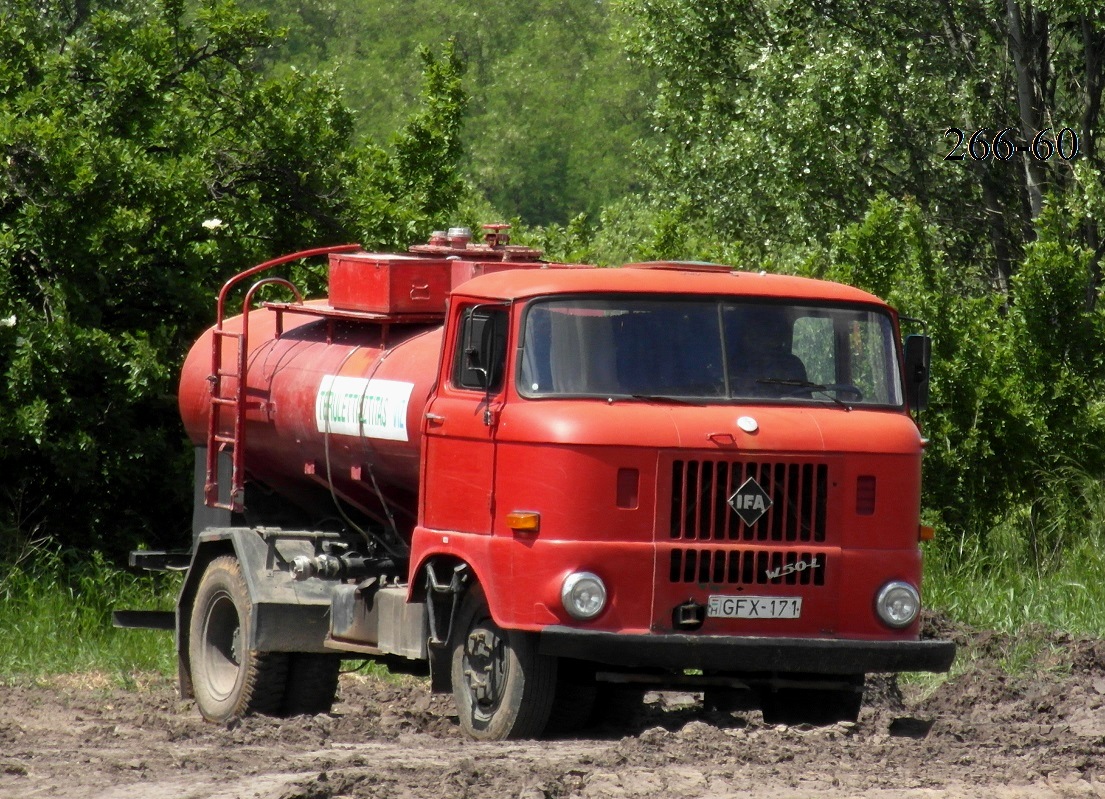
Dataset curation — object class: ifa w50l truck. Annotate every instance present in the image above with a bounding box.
[119,225,955,739]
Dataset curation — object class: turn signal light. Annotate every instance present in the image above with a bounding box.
[919,525,935,541]
[506,511,540,533]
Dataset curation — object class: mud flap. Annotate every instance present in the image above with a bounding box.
[424,561,471,693]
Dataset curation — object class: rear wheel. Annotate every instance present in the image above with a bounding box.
[283,653,342,716]
[189,556,288,722]
[450,585,556,740]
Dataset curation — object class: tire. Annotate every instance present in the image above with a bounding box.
[450,585,557,740]
[283,653,342,716]
[760,681,864,726]
[188,555,288,722]
[545,662,598,736]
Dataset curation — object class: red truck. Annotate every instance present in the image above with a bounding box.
[119,225,954,739]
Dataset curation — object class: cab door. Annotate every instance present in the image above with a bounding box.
[421,305,510,534]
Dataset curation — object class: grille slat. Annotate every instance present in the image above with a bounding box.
[669,458,828,542]
[668,547,827,586]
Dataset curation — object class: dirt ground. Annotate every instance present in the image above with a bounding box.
[4,616,1105,799]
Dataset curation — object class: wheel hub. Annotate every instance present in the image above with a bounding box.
[463,625,506,710]
[203,592,244,700]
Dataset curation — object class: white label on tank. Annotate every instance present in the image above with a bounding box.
[315,376,415,441]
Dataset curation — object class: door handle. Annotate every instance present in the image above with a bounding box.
[425,412,446,424]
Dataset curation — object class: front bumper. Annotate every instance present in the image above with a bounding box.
[539,628,955,676]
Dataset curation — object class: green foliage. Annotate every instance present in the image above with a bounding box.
[242,0,654,225]
[343,41,471,248]
[925,480,1105,636]
[620,0,1104,288]
[0,0,305,555]
[516,195,748,266]
[622,2,965,244]
[0,0,471,558]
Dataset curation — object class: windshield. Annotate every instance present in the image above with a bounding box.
[518,297,903,406]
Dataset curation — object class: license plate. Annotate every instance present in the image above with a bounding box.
[707,595,802,619]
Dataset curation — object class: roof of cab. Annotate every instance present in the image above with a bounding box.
[452,263,888,307]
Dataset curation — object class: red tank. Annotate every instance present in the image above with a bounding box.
[178,302,444,527]
[179,228,557,532]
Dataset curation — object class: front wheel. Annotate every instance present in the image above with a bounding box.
[450,585,556,740]
[188,555,288,722]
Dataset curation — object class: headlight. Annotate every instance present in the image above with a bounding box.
[876,581,920,628]
[561,572,607,620]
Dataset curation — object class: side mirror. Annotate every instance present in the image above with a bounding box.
[903,334,931,412]
[456,306,507,393]
[461,321,489,389]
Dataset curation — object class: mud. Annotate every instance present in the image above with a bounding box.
[3,617,1105,799]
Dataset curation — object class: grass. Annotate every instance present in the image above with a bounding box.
[925,534,1105,637]
[924,466,1105,638]
[914,469,1105,680]
[913,538,1104,685]
[0,546,179,685]
[0,544,401,688]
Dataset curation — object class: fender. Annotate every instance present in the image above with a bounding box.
[408,526,501,613]
[408,528,504,694]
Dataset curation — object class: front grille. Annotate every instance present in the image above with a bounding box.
[669,547,827,586]
[669,459,828,542]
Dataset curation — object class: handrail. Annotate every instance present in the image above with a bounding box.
[206,244,360,512]
[242,277,303,339]
[214,244,361,333]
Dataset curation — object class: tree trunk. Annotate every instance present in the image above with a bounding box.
[981,172,1014,294]
[1080,15,1104,309]
[1006,0,1049,221]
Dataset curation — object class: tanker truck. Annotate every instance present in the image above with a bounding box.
[117,224,954,739]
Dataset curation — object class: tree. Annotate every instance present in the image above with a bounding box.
[620,0,1105,290]
[0,0,469,559]
[241,0,654,224]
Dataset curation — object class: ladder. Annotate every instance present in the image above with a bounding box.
[204,244,361,513]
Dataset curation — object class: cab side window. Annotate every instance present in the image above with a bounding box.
[453,306,509,392]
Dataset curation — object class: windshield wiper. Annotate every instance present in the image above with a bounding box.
[628,393,706,405]
[755,379,861,409]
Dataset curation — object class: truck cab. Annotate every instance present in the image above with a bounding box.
[413,263,950,737]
